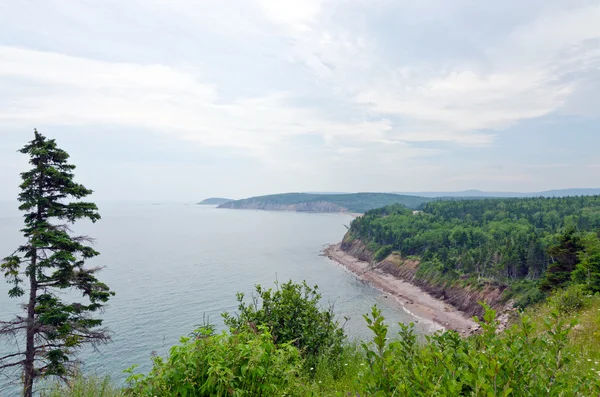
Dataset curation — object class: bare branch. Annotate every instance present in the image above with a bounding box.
[0,360,24,370]
[0,351,25,362]
[72,235,96,244]
[0,319,28,336]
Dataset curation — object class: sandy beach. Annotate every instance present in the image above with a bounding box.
[325,243,479,335]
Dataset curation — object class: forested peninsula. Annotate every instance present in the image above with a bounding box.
[215,190,600,214]
[217,192,430,213]
[333,195,600,317]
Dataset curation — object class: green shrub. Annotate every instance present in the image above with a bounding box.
[503,279,547,309]
[42,283,600,397]
[222,281,346,367]
[549,284,588,314]
[40,375,123,397]
[373,245,393,262]
[358,304,600,396]
[366,241,381,253]
[125,325,301,396]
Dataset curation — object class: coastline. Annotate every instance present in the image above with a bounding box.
[325,243,479,335]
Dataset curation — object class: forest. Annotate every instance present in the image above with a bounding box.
[348,196,600,303]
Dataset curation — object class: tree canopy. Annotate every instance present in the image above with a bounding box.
[348,196,600,296]
[0,130,113,396]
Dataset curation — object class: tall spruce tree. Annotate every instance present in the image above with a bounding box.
[0,130,113,397]
[540,227,584,291]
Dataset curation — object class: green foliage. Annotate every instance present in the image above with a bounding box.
[502,279,546,309]
[358,303,600,396]
[349,197,600,305]
[373,245,393,262]
[41,375,123,397]
[548,284,588,315]
[572,231,600,292]
[541,227,585,290]
[46,289,600,397]
[222,281,346,367]
[125,325,301,397]
[0,130,113,396]
[219,192,431,212]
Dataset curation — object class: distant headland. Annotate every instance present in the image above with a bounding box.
[197,197,234,205]
[203,188,600,214]
[217,192,429,213]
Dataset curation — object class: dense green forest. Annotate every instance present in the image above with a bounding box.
[348,196,600,303]
[218,192,431,212]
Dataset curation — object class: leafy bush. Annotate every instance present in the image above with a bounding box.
[125,325,301,396]
[373,245,393,262]
[549,284,588,314]
[40,375,123,397]
[222,281,346,367]
[43,294,600,397]
[366,241,381,253]
[358,304,600,396]
[503,279,547,309]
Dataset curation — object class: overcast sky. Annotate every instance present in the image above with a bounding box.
[1,0,599,201]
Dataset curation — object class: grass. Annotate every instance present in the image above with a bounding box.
[40,376,124,397]
[527,289,600,379]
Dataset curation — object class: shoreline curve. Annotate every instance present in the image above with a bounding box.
[324,243,479,336]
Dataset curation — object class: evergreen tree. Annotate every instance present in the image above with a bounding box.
[0,130,114,397]
[540,228,583,291]
[572,232,600,293]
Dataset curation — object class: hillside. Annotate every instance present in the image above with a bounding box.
[343,195,600,312]
[394,188,600,198]
[217,192,430,213]
[197,197,233,205]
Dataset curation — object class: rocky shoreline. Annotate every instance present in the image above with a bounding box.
[325,243,481,335]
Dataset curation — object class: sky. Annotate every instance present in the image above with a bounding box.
[0,0,599,201]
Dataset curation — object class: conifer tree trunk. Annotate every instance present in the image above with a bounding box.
[23,251,36,397]
[23,149,44,397]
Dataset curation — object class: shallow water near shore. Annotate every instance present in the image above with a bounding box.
[0,202,437,391]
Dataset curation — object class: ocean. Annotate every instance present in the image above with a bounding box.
[0,202,435,392]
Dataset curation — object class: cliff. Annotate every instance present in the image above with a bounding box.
[219,200,348,212]
[218,192,430,213]
[340,237,509,319]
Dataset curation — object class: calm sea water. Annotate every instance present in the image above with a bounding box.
[0,202,437,392]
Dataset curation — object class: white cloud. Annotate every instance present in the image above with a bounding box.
[279,0,600,145]
[1,0,599,198]
[257,0,325,31]
[0,46,409,163]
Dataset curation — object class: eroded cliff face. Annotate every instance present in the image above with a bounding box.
[219,200,348,213]
[340,236,374,262]
[340,237,509,318]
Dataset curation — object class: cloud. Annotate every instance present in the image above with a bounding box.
[0,46,406,162]
[278,0,600,145]
[3,1,599,154]
[257,0,325,31]
[1,0,600,199]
